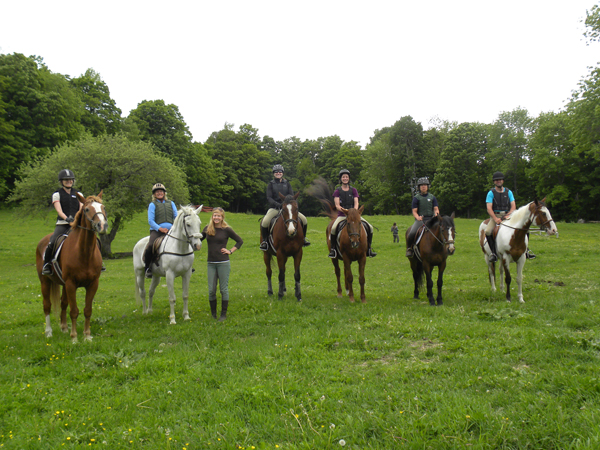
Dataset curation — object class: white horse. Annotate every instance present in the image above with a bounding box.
[133,205,203,324]
[478,198,557,303]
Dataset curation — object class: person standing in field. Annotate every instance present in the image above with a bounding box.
[391,222,399,243]
[201,207,244,321]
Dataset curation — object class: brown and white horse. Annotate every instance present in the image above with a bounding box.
[478,198,557,303]
[36,192,108,341]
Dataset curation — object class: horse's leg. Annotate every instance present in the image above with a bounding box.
[436,261,446,306]
[358,256,366,303]
[82,278,99,342]
[423,262,435,306]
[64,281,79,342]
[264,252,273,296]
[276,252,287,300]
[343,257,355,303]
[516,257,526,303]
[503,260,512,302]
[40,279,53,337]
[182,270,192,321]
[411,259,420,300]
[166,270,177,324]
[147,275,161,315]
[136,272,148,314]
[332,258,342,298]
[60,286,69,334]
[292,251,302,302]
[499,258,505,293]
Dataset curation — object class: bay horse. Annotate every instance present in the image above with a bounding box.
[133,205,203,324]
[406,213,456,306]
[263,192,304,301]
[35,192,108,342]
[479,198,557,303]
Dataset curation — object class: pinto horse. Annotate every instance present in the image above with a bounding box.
[133,205,203,324]
[406,214,456,306]
[36,192,108,342]
[264,193,304,301]
[479,198,557,303]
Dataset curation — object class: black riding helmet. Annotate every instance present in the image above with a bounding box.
[58,169,75,181]
[272,164,284,173]
[339,169,351,182]
[492,171,505,181]
[417,177,430,187]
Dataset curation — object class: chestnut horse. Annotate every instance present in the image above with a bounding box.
[263,192,304,301]
[478,199,557,303]
[406,213,456,306]
[36,192,108,342]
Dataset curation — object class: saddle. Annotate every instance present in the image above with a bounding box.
[482,218,502,239]
[143,235,166,265]
[264,213,283,253]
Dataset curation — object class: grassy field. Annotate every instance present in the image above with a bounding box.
[1,207,599,449]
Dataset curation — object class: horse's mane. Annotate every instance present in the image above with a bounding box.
[504,201,535,226]
[306,177,337,221]
[345,207,362,222]
[173,205,198,229]
[281,194,297,205]
[72,195,103,228]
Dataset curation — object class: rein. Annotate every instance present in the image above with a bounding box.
[76,209,106,233]
[159,213,201,258]
[423,221,454,248]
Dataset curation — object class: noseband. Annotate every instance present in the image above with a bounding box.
[425,220,454,248]
[78,203,106,232]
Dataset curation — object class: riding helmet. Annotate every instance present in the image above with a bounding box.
[492,171,505,181]
[417,177,430,187]
[339,169,351,181]
[272,164,284,173]
[58,169,75,181]
[152,182,167,193]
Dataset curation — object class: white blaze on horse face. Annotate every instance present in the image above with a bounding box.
[286,204,296,235]
[91,201,108,233]
[541,207,558,236]
[447,227,455,254]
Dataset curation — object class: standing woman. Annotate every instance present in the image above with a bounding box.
[144,183,178,278]
[328,169,377,258]
[41,169,83,275]
[201,207,244,321]
[259,164,310,251]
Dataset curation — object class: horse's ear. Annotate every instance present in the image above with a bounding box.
[97,190,103,200]
[540,197,546,204]
[341,207,349,216]
[279,192,286,200]
[294,192,300,200]
[358,205,365,215]
[76,192,86,204]
[195,204,203,215]
[451,211,455,219]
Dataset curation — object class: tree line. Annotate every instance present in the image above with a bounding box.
[3,6,600,254]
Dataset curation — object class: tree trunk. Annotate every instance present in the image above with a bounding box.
[99,214,122,257]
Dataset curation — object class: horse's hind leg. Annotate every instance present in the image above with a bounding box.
[436,263,446,306]
[264,253,273,296]
[503,261,512,302]
[293,252,302,302]
[82,279,99,342]
[64,282,79,342]
[182,271,192,321]
[516,258,525,303]
[147,276,161,314]
[332,259,342,298]
[276,253,287,300]
[343,259,355,303]
[424,266,435,306]
[60,287,69,334]
[358,257,366,303]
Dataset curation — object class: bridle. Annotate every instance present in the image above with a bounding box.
[77,202,107,233]
[161,213,202,257]
[499,204,552,232]
[424,219,454,249]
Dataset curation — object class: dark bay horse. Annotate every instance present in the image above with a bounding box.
[479,199,557,303]
[36,192,108,341]
[263,192,303,301]
[406,213,456,306]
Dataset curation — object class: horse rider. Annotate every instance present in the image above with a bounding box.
[328,168,377,259]
[485,171,536,262]
[405,177,440,258]
[144,183,178,278]
[259,164,310,251]
[41,169,84,275]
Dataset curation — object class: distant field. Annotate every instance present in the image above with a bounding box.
[1,208,599,449]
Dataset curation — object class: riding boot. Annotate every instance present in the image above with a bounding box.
[405,240,414,258]
[219,300,229,322]
[486,235,498,262]
[209,300,218,319]
[144,246,153,278]
[366,228,377,258]
[525,232,536,259]
[302,223,310,247]
[328,231,337,258]
[41,244,53,275]
[259,225,269,251]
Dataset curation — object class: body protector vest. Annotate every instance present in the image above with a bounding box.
[267,179,294,208]
[153,200,175,225]
[338,186,356,210]
[57,188,80,222]
[415,193,434,217]
[491,189,510,212]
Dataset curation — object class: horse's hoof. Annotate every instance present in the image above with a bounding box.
[71,338,78,344]
[437,302,443,306]
[45,331,52,338]
[413,296,419,300]
[337,294,343,298]
[297,298,302,302]
[84,335,93,342]
[184,315,191,321]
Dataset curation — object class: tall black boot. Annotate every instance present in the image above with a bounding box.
[219,300,229,322]
[302,223,310,247]
[486,235,498,262]
[366,227,377,257]
[259,225,269,251]
[209,300,218,319]
[328,231,337,258]
[41,244,54,275]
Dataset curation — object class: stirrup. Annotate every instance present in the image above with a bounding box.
[526,250,536,260]
[488,253,498,262]
[303,239,311,247]
[405,249,413,258]
[145,268,153,279]
[259,241,268,251]
[328,249,337,259]
[368,249,377,258]
[42,263,53,276]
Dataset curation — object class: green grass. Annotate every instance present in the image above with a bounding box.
[1,208,599,449]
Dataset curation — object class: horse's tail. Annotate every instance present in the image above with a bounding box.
[306,177,337,221]
[413,260,424,289]
[49,280,61,317]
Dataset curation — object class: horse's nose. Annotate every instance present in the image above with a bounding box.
[447,245,455,255]
[194,242,202,251]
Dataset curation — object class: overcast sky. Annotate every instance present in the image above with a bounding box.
[2,1,598,147]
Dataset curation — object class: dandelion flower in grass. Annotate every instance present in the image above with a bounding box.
[466,415,471,419]
[339,439,346,446]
